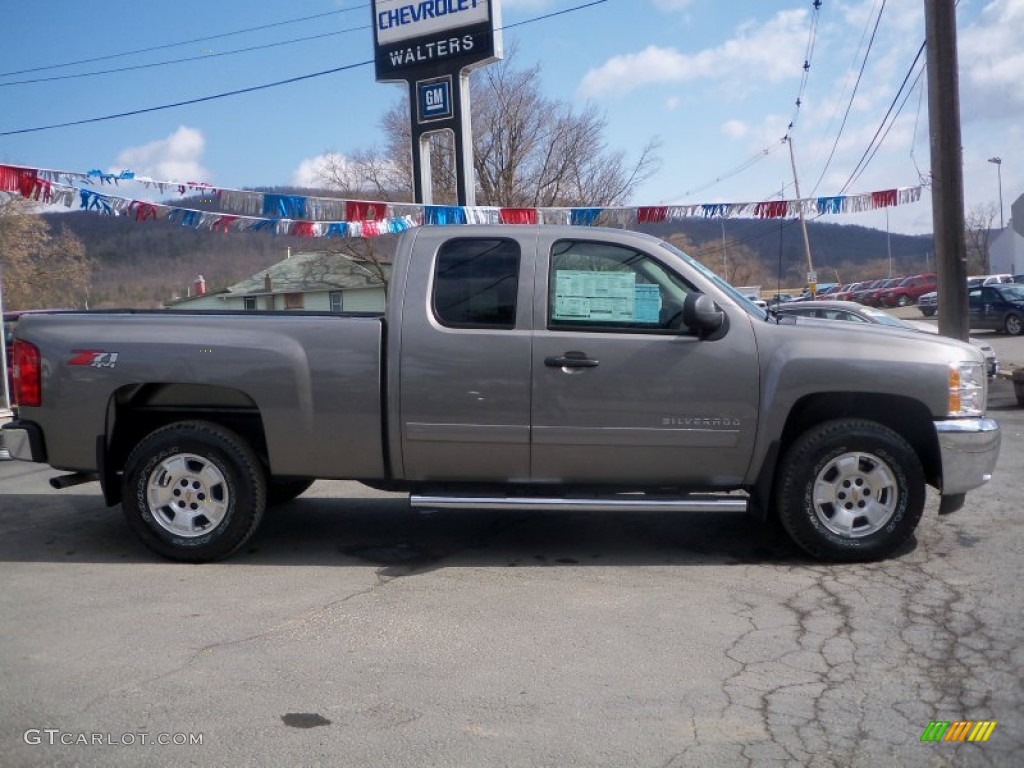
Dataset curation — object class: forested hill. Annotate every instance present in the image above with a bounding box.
[43,200,934,308]
[638,218,934,287]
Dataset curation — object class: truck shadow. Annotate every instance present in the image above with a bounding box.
[0,492,921,570]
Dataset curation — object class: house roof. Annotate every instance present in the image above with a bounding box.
[228,251,390,296]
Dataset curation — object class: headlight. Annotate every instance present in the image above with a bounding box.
[948,361,986,417]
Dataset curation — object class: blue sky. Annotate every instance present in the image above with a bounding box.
[1,0,1021,236]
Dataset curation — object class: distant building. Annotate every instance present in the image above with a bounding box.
[167,250,389,312]
[989,193,1024,276]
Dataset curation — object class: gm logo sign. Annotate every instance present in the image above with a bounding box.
[417,76,453,123]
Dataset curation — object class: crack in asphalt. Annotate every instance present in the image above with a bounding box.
[664,518,1023,766]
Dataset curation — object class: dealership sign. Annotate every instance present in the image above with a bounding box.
[371,1,503,206]
[373,0,501,82]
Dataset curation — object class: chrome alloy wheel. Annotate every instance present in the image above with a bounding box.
[812,451,898,538]
[146,453,230,537]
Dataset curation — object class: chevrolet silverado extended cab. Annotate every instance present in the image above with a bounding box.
[2,226,1001,562]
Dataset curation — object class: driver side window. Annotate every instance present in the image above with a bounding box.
[547,240,695,333]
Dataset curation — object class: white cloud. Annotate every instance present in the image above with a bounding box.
[111,126,208,181]
[292,152,348,187]
[292,152,399,191]
[722,119,749,139]
[579,10,807,98]
[959,0,1024,118]
[664,95,681,110]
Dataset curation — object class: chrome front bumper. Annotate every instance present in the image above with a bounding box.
[935,418,1001,496]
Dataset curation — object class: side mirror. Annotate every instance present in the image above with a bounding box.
[683,292,725,338]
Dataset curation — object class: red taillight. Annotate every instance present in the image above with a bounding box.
[12,339,41,407]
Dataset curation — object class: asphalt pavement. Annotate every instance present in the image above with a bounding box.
[1,389,1022,766]
[1,312,1022,766]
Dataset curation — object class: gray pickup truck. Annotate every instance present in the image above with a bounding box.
[2,226,1001,562]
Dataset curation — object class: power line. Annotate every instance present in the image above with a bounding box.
[0,61,374,137]
[662,0,822,206]
[0,1,608,137]
[785,0,823,136]
[0,5,369,78]
[809,0,887,197]
[659,143,785,204]
[0,1,609,88]
[839,45,925,193]
[0,26,369,88]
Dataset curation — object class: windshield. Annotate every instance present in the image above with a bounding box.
[997,285,1024,301]
[858,306,914,329]
[659,240,769,319]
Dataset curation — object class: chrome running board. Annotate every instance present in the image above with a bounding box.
[409,493,748,514]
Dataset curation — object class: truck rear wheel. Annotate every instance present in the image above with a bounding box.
[775,419,925,561]
[122,421,266,562]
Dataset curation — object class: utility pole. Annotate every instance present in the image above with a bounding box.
[786,136,815,295]
[925,0,969,341]
[988,156,1004,229]
[721,220,728,281]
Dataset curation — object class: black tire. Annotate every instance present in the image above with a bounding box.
[919,307,936,317]
[122,421,266,562]
[775,418,925,562]
[1004,312,1023,337]
[266,477,315,506]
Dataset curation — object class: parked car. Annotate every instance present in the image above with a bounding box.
[845,279,882,303]
[968,283,1024,336]
[859,277,902,306]
[797,283,841,300]
[775,300,999,376]
[1013,274,1024,284]
[830,282,866,302]
[917,291,938,317]
[917,275,1014,317]
[877,273,938,307]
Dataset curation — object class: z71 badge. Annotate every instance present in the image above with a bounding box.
[68,350,119,369]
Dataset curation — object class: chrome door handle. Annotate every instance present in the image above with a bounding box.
[544,351,599,368]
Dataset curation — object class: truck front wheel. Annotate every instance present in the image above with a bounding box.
[122,421,266,562]
[775,419,925,561]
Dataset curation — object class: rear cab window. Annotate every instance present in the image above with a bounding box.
[432,238,521,329]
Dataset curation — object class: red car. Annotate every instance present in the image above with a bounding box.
[830,282,865,302]
[878,273,938,307]
[859,277,903,306]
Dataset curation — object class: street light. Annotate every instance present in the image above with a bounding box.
[988,156,1004,230]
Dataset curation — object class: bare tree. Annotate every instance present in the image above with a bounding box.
[964,202,997,275]
[319,48,661,208]
[0,196,92,309]
[295,248,390,291]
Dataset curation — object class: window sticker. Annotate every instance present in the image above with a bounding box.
[634,283,662,323]
[554,270,636,321]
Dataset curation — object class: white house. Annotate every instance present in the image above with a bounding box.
[167,251,389,312]
[989,193,1024,276]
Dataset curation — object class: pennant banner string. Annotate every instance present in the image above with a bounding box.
[0,161,923,240]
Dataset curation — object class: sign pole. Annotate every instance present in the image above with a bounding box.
[372,1,503,206]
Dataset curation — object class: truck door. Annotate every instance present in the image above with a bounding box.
[397,234,535,482]
[530,235,760,486]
